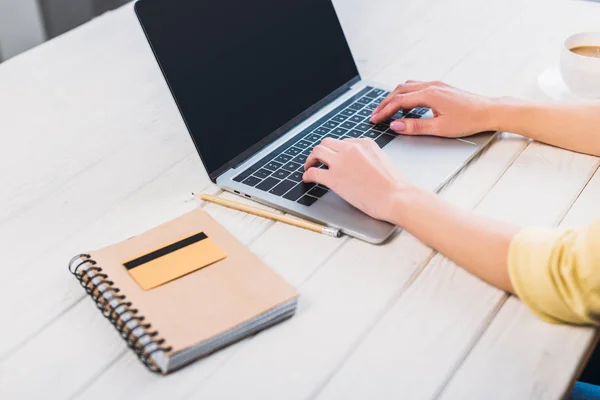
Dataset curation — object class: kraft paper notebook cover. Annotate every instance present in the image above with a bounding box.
[68,208,299,374]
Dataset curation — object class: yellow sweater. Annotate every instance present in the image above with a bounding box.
[508,218,600,325]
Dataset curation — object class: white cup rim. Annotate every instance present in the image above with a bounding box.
[563,32,600,61]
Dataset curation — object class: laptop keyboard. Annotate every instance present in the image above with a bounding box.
[233,87,429,207]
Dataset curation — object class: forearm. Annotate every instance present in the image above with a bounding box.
[488,99,600,157]
[391,186,520,293]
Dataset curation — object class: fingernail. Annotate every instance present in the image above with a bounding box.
[390,120,406,132]
[370,112,379,122]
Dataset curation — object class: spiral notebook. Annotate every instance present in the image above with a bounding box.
[69,208,299,374]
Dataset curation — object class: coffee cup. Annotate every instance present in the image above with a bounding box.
[560,32,600,99]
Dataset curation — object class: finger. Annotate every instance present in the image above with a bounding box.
[303,167,331,186]
[374,89,438,123]
[371,81,441,119]
[372,83,426,118]
[389,116,440,136]
[319,137,348,152]
[304,145,337,171]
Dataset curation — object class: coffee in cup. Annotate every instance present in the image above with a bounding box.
[560,32,600,98]
[570,46,600,59]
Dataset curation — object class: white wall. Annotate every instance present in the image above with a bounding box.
[0,0,46,61]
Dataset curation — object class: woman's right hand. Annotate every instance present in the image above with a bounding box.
[370,80,502,138]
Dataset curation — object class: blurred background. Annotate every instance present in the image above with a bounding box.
[0,0,131,62]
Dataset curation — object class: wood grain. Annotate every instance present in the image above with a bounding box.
[149,137,526,400]
[1,0,599,398]
[315,144,599,399]
[440,167,600,400]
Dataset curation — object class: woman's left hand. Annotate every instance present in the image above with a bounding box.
[303,137,411,223]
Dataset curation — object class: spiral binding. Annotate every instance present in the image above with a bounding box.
[69,254,172,373]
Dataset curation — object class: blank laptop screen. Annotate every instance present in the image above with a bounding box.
[136,0,359,179]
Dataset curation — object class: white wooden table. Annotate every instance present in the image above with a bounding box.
[1,0,599,398]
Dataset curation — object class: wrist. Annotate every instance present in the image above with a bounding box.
[485,96,532,133]
[387,183,430,227]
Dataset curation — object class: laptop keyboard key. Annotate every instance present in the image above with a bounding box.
[347,129,362,138]
[392,111,405,120]
[324,121,339,129]
[274,154,292,164]
[341,121,356,130]
[332,115,347,123]
[301,148,312,156]
[295,140,312,149]
[265,161,283,171]
[269,179,296,196]
[371,124,388,132]
[358,109,372,117]
[357,97,371,105]
[272,169,291,180]
[283,182,315,201]
[289,171,304,182]
[233,169,253,183]
[333,127,348,136]
[314,127,330,135]
[242,176,262,187]
[349,115,364,123]
[293,154,308,164]
[283,161,302,171]
[363,130,380,139]
[349,102,363,111]
[367,88,385,97]
[356,123,372,132]
[297,195,319,207]
[404,113,421,119]
[375,133,395,148]
[340,109,355,117]
[254,169,272,179]
[308,186,329,198]
[305,133,323,142]
[285,147,301,156]
[256,177,279,191]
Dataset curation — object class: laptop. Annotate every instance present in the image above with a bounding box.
[135,0,496,244]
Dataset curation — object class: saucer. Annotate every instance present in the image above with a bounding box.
[537,67,588,102]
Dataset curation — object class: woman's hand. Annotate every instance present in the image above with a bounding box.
[370,80,500,137]
[303,137,518,296]
[303,137,412,223]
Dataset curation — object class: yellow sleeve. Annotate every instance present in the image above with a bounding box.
[508,218,600,325]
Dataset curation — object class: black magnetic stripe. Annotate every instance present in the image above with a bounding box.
[124,232,208,270]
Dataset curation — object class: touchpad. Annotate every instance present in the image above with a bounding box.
[383,135,479,192]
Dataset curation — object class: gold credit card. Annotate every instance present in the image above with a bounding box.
[123,231,226,290]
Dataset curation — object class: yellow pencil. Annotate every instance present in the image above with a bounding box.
[196,193,342,238]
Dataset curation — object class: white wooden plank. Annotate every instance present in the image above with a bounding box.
[0,155,210,359]
[130,136,527,400]
[315,144,599,400]
[442,0,600,98]
[373,0,524,85]
[73,134,522,400]
[0,187,282,400]
[0,3,210,360]
[74,203,350,400]
[0,6,196,284]
[1,0,595,398]
[440,167,600,400]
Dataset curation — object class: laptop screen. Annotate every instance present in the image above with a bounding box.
[136,0,359,180]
